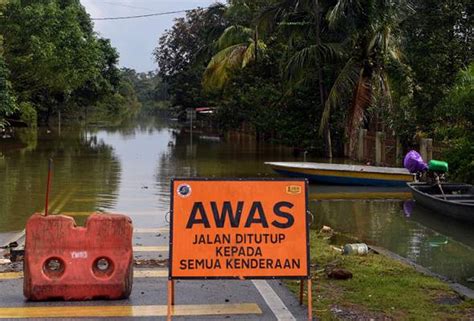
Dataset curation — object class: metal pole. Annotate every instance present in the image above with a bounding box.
[307,278,313,320]
[58,110,61,136]
[190,113,193,147]
[299,279,304,305]
[44,159,53,216]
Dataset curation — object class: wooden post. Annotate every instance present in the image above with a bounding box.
[420,138,433,162]
[426,138,433,162]
[375,131,385,165]
[357,129,366,161]
[58,110,61,136]
[167,280,174,321]
[395,136,403,166]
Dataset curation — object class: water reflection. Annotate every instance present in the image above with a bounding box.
[0,117,473,290]
[313,199,474,289]
[0,127,120,231]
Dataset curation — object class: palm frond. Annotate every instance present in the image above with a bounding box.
[242,43,255,69]
[216,25,253,51]
[227,45,247,70]
[285,43,344,85]
[203,44,246,91]
[319,57,360,134]
[256,0,296,37]
[327,0,363,29]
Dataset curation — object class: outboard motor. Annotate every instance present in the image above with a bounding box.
[403,150,449,184]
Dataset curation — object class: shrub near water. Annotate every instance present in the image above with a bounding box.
[19,102,37,128]
[286,232,474,320]
[435,63,474,183]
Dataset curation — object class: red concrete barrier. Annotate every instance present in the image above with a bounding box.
[23,213,133,301]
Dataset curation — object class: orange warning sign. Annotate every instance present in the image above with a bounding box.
[169,179,309,279]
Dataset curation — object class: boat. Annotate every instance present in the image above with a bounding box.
[265,162,414,187]
[407,182,474,223]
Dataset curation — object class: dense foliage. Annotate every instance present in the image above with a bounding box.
[403,0,473,131]
[0,0,15,128]
[0,0,139,126]
[155,0,473,177]
[121,68,170,115]
[435,64,474,183]
[154,4,227,110]
[0,54,16,129]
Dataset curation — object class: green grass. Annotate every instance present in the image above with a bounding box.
[286,232,474,320]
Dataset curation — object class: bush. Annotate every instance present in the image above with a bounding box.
[435,63,474,183]
[19,102,37,128]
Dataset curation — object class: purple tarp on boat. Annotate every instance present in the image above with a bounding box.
[404,150,428,173]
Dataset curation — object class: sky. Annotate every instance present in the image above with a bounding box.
[81,0,219,72]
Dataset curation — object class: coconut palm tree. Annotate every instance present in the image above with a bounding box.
[258,0,413,158]
[321,0,414,157]
[258,0,343,157]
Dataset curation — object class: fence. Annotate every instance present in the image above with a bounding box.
[355,129,445,166]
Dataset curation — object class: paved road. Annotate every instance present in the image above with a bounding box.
[0,228,311,320]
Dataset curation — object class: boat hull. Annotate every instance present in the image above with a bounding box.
[271,167,412,187]
[408,183,474,223]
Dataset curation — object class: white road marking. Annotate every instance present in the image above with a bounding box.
[252,280,296,321]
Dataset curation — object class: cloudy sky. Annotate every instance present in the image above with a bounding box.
[81,0,219,72]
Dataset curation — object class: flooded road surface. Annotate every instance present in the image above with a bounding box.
[1,118,473,289]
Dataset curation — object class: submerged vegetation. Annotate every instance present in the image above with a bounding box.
[155,0,473,179]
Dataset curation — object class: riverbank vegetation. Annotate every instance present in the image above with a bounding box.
[155,0,473,181]
[286,232,474,319]
[0,0,141,128]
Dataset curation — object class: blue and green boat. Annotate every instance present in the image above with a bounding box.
[265,162,414,187]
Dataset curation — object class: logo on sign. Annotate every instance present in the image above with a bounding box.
[177,184,192,198]
[286,185,302,195]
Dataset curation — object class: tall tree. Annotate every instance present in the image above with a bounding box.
[321,0,414,157]
[202,1,271,92]
[435,63,474,183]
[258,0,343,157]
[154,4,227,108]
[0,0,118,122]
[403,0,473,132]
[0,0,16,128]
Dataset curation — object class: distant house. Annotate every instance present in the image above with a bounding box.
[195,107,216,115]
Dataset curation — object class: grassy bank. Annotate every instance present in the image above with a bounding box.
[286,232,474,320]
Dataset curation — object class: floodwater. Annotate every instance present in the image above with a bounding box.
[1,117,473,289]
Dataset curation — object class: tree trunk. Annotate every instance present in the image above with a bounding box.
[346,72,371,159]
[254,27,258,65]
[315,0,332,158]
